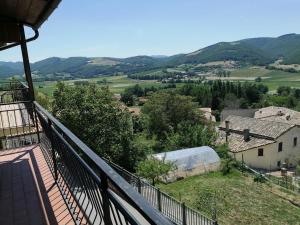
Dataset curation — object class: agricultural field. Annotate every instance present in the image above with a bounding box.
[34,75,170,97]
[29,65,300,97]
[207,66,300,91]
[158,171,300,225]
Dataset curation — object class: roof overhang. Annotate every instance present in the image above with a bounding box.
[0,0,61,50]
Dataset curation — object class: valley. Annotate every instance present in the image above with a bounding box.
[33,65,300,99]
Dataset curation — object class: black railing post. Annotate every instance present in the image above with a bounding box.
[48,118,58,181]
[157,188,162,212]
[137,177,142,194]
[100,172,112,225]
[34,105,40,143]
[212,202,218,225]
[182,202,186,225]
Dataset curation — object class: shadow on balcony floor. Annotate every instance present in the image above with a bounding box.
[0,145,75,225]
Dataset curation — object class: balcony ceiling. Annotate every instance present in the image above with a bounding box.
[0,0,61,47]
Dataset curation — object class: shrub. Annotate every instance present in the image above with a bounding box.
[255,77,262,82]
[253,174,266,183]
[215,144,230,159]
[221,158,235,175]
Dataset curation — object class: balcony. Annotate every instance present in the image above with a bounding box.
[0,81,173,225]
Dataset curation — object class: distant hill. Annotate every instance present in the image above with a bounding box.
[1,33,300,79]
[241,33,300,64]
[0,61,23,77]
[167,41,272,66]
[169,33,300,66]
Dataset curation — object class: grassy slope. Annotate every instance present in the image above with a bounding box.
[158,171,300,225]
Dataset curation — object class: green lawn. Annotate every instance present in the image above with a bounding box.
[158,171,300,225]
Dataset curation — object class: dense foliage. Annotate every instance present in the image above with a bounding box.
[120,84,176,106]
[179,81,269,115]
[52,82,146,170]
[141,90,216,151]
[261,86,300,109]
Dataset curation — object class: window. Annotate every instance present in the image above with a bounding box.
[277,161,281,167]
[258,148,264,157]
[278,142,283,152]
[294,137,297,147]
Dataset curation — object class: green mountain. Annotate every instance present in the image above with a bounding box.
[167,41,272,66]
[1,33,300,79]
[169,33,300,66]
[241,33,300,64]
[0,62,23,77]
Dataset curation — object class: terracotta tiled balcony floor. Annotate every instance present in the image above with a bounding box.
[0,145,75,225]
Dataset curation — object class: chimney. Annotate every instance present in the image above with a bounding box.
[225,120,230,142]
[243,129,250,142]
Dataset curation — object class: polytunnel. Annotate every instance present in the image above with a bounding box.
[153,146,221,182]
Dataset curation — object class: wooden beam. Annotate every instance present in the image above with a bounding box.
[0,22,20,43]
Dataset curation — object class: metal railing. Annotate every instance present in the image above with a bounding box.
[265,173,300,192]
[0,101,38,150]
[242,164,300,193]
[107,160,217,225]
[1,80,217,224]
[0,80,174,225]
[0,81,29,103]
[34,101,173,225]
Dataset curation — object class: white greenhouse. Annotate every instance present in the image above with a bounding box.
[153,146,220,182]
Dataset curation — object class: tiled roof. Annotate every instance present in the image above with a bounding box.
[220,115,294,139]
[259,116,300,126]
[255,106,300,122]
[128,107,141,115]
[221,109,257,121]
[218,131,275,153]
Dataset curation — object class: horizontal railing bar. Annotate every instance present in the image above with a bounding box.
[20,82,29,89]
[0,101,31,106]
[0,81,24,84]
[0,108,32,113]
[0,87,29,90]
[108,159,215,224]
[108,189,141,225]
[34,101,173,225]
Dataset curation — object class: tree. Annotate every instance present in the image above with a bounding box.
[52,82,146,170]
[136,156,175,185]
[164,122,216,150]
[120,90,135,106]
[255,77,262,82]
[277,86,291,96]
[121,84,144,106]
[142,90,204,139]
[35,90,51,110]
